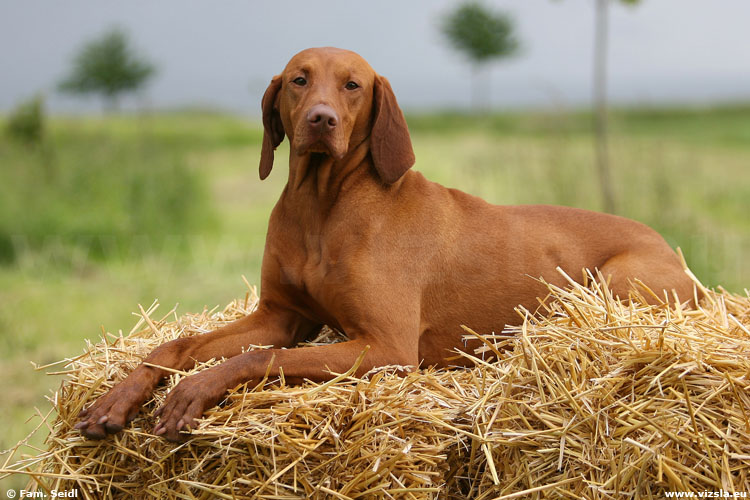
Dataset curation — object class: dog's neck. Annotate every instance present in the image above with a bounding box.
[285,138,378,206]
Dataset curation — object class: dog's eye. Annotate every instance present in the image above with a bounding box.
[345,81,359,90]
[292,77,307,86]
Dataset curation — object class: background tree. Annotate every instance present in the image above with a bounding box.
[441,2,520,111]
[592,0,640,214]
[58,28,155,112]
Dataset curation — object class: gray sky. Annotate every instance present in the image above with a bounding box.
[1,0,749,114]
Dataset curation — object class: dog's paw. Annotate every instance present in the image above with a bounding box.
[153,372,227,442]
[75,380,146,439]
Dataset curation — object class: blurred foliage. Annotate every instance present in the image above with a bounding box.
[58,27,155,111]
[0,113,220,266]
[441,2,519,64]
[5,94,45,145]
[440,2,519,110]
[406,105,750,147]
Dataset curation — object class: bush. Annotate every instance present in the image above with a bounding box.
[5,95,45,145]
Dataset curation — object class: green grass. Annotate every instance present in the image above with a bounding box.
[407,105,750,148]
[1,106,749,489]
[0,116,226,264]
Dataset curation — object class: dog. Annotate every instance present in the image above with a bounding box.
[76,47,695,442]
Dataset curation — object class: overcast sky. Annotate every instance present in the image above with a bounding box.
[1,0,749,114]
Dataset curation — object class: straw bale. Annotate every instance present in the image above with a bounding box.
[2,273,750,499]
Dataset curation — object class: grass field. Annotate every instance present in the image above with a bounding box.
[1,106,749,489]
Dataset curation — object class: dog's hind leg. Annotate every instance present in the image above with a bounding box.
[598,248,696,306]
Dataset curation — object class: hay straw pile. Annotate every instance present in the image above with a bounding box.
[3,272,750,499]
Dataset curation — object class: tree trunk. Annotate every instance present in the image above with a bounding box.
[104,93,120,114]
[471,63,491,114]
[593,0,616,214]
[471,63,480,112]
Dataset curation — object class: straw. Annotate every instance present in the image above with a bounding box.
[2,271,749,498]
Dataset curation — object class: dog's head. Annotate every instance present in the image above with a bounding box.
[259,47,414,184]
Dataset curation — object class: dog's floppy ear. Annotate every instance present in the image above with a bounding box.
[371,75,415,184]
[259,76,284,180]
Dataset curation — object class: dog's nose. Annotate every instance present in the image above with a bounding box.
[306,104,338,131]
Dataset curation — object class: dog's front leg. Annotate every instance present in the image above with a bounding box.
[153,337,414,441]
[76,303,314,439]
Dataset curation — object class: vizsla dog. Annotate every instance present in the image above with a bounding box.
[76,47,695,442]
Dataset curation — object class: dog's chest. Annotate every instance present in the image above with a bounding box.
[267,195,386,320]
[269,219,345,292]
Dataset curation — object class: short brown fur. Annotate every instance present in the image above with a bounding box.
[76,48,695,442]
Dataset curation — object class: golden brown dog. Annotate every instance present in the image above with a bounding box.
[76,47,695,441]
